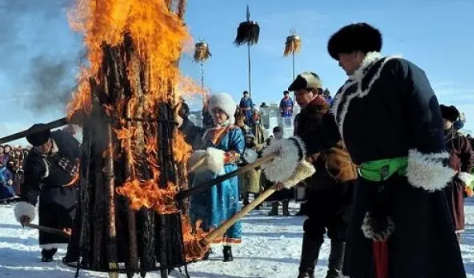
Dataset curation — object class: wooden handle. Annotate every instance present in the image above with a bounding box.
[24,223,70,238]
[188,155,208,173]
[203,183,280,244]
[177,153,277,200]
[0,117,69,145]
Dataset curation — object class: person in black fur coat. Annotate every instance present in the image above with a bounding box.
[326,22,465,278]
[14,124,81,262]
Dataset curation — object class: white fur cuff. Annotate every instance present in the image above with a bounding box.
[206,147,225,174]
[406,149,456,192]
[262,136,306,183]
[14,201,36,223]
[458,172,474,186]
[281,160,316,188]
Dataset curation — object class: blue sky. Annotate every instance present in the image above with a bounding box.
[0,0,473,145]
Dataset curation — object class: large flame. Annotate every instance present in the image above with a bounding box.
[67,0,206,261]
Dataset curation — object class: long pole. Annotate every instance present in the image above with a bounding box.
[247,42,252,98]
[292,51,295,80]
[200,62,205,94]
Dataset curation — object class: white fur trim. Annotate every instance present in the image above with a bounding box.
[14,201,36,223]
[349,52,382,81]
[458,172,474,186]
[331,52,402,140]
[208,93,237,125]
[281,160,316,189]
[361,212,395,241]
[406,149,456,191]
[188,150,208,173]
[206,147,225,174]
[243,149,258,164]
[39,243,68,250]
[262,137,305,183]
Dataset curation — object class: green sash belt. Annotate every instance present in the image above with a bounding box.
[359,156,408,182]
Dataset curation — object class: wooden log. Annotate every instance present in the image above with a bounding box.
[92,145,106,270]
[122,37,139,278]
[104,123,119,278]
[77,79,98,268]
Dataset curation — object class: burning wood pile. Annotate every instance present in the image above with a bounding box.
[61,0,201,277]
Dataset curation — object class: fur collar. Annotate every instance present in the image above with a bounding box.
[349,51,382,81]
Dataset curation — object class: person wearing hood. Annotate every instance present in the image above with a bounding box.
[440,104,474,243]
[13,124,81,262]
[327,22,465,278]
[188,93,245,262]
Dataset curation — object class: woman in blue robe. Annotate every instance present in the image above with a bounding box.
[189,92,245,262]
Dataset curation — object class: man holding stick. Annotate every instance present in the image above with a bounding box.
[14,124,81,262]
[286,72,357,278]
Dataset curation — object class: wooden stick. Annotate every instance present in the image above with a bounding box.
[187,155,207,173]
[24,223,70,238]
[204,183,280,244]
[0,117,68,144]
[177,153,277,200]
[104,123,119,278]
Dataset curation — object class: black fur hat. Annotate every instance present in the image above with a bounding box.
[26,124,51,147]
[327,23,383,60]
[440,104,460,122]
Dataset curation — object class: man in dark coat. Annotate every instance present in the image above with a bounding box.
[440,104,474,242]
[327,22,465,278]
[14,124,81,262]
[288,72,357,278]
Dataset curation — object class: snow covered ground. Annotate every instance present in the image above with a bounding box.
[1,200,474,278]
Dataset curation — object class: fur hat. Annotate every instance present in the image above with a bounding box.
[440,104,460,122]
[288,72,323,91]
[26,124,51,147]
[208,93,237,124]
[327,23,382,60]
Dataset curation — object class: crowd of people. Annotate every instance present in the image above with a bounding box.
[0,144,29,203]
[6,21,474,278]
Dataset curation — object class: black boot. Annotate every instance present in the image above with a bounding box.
[223,246,233,262]
[325,240,345,278]
[41,248,57,262]
[243,192,250,206]
[297,234,323,278]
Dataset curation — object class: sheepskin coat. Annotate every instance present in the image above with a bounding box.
[330,52,465,278]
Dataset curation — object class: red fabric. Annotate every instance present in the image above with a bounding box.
[373,241,388,278]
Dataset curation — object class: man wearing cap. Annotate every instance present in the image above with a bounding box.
[327,22,465,278]
[14,124,81,262]
[288,72,357,278]
[239,90,254,125]
[440,104,474,243]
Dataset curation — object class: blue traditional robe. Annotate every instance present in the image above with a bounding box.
[279,97,294,118]
[239,97,254,125]
[190,125,245,244]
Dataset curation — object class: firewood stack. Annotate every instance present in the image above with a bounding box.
[63,31,188,278]
[62,1,191,277]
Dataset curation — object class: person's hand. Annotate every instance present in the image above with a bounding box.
[274,182,285,191]
[19,216,31,225]
[7,180,13,185]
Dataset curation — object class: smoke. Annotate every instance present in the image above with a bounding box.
[25,56,76,112]
[0,0,80,113]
